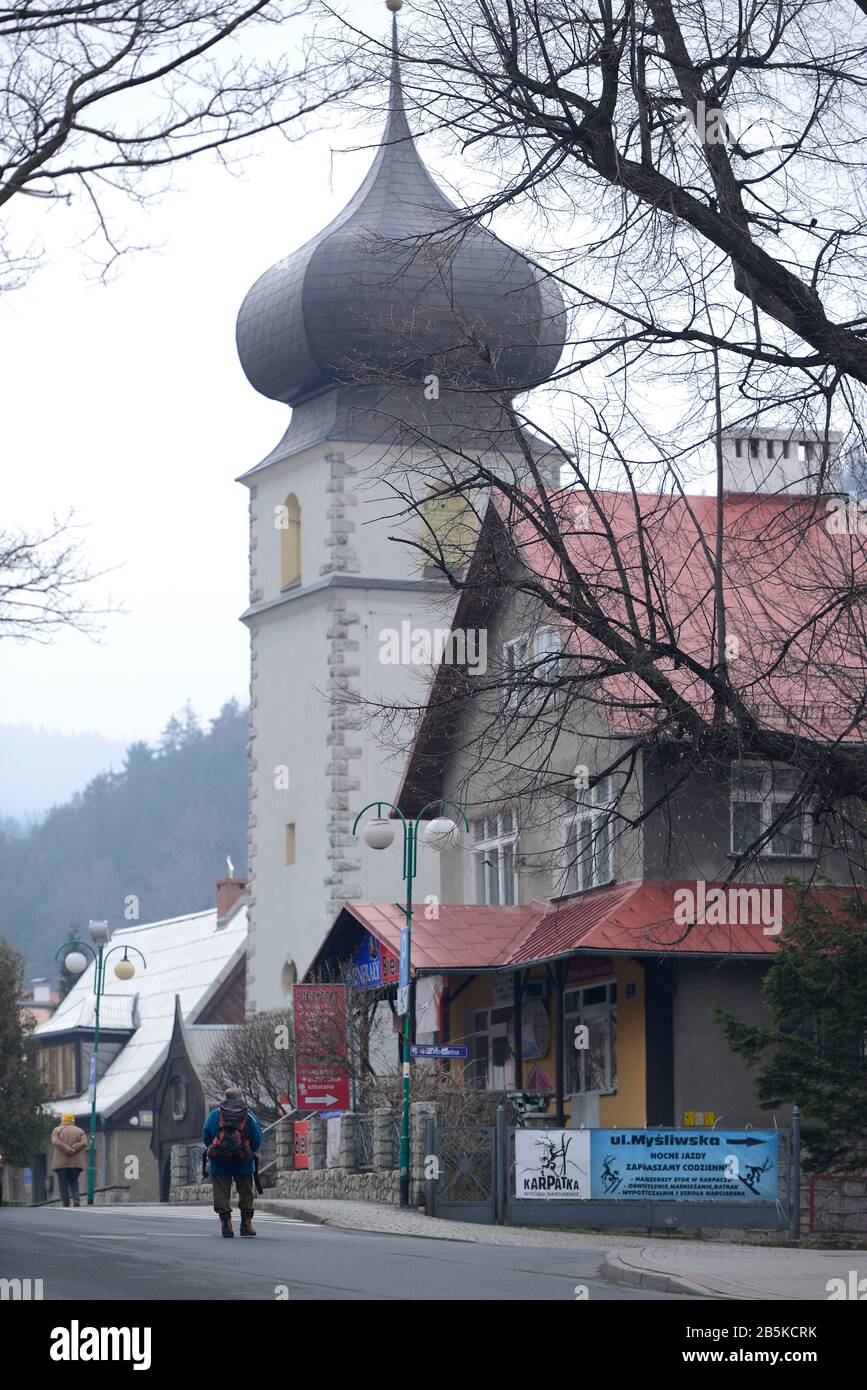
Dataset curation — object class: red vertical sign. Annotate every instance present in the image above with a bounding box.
[293,983,351,1113]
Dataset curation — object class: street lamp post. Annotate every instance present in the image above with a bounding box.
[352,798,468,1207]
[54,924,146,1206]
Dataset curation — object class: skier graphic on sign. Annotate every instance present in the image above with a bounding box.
[600,1152,622,1194]
[739,1154,773,1196]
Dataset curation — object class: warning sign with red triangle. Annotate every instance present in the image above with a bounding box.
[524,1065,554,1093]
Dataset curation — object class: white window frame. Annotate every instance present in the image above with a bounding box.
[730,762,814,859]
[502,635,530,709]
[563,981,618,1095]
[472,811,519,905]
[568,775,617,892]
[533,626,563,685]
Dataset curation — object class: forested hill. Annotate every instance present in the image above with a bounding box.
[0,701,248,979]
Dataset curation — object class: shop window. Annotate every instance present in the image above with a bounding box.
[473,811,518,905]
[463,1006,515,1090]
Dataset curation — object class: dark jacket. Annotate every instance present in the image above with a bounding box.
[202,1105,263,1177]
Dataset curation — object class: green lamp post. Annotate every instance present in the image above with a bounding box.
[352,798,468,1207]
[55,923,147,1205]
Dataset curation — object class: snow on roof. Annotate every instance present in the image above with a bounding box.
[37,904,247,1120]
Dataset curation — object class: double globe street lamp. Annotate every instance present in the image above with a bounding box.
[55,922,147,1205]
[353,798,468,1207]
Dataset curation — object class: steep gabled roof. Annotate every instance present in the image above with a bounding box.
[36,904,247,1121]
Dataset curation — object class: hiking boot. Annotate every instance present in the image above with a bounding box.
[240,1210,257,1237]
[219,1211,234,1238]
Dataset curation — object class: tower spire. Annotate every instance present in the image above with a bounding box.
[385,0,410,144]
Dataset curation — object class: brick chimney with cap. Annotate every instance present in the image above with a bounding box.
[216,877,248,921]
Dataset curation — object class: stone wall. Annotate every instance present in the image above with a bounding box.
[168,1105,430,1208]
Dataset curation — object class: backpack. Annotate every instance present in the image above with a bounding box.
[206,1105,251,1168]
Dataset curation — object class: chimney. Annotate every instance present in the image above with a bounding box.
[216,877,247,921]
[720,428,842,496]
[31,978,51,1004]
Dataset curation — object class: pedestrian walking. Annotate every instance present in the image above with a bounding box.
[202,1087,263,1238]
[51,1112,88,1207]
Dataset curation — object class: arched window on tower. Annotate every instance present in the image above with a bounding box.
[280,493,301,588]
[419,487,476,576]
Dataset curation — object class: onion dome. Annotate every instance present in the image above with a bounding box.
[236,15,565,421]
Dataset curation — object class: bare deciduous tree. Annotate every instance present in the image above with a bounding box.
[0,512,114,640]
[0,0,342,278]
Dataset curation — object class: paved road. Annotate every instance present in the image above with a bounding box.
[0,1205,699,1301]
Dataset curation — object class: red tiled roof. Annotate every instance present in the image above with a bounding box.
[496,489,866,742]
[342,882,854,972]
[342,902,541,970]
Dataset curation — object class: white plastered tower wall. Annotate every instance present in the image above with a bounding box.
[241,438,454,1010]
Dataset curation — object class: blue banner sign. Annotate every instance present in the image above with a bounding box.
[349,934,399,989]
[515,1129,780,1201]
[592,1129,780,1201]
[410,1044,469,1060]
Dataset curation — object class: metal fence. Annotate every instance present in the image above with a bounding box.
[808,1175,867,1234]
[357,1114,375,1171]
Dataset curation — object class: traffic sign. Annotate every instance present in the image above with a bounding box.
[410,1043,469,1060]
[396,985,410,1016]
[295,1068,350,1113]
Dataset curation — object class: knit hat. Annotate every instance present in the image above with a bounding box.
[60,1111,75,1124]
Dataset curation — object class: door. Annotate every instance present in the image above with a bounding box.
[567,999,616,1125]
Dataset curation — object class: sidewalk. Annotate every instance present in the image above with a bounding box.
[257,1197,865,1300]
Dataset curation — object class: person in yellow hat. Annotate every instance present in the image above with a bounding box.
[50,1112,87,1207]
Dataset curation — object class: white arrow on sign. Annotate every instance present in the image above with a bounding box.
[302,1093,339,1106]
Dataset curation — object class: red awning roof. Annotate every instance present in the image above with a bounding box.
[341,902,541,971]
[341,882,854,972]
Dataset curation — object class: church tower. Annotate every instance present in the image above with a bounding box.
[235,6,565,1010]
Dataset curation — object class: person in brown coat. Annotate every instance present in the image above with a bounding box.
[51,1112,88,1207]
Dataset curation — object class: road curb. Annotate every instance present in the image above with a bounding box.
[601,1253,733,1300]
[257,1201,326,1226]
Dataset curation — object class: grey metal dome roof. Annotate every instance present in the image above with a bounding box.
[236,21,565,408]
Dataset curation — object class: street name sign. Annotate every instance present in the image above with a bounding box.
[410,1044,469,1060]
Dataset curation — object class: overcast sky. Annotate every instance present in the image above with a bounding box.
[0,2,419,746]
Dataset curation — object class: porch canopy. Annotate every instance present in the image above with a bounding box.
[307,880,851,981]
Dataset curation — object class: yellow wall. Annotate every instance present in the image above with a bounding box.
[443,959,647,1126]
[599,958,646,1127]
